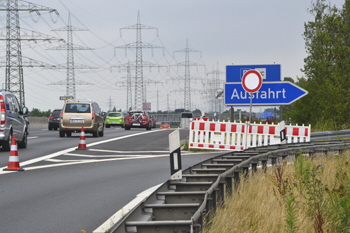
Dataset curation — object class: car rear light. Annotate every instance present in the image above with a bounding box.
[92,113,95,120]
[125,116,132,123]
[140,116,148,124]
[0,95,6,125]
[60,112,63,119]
[49,116,56,119]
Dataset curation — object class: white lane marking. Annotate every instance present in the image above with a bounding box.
[93,183,163,233]
[11,154,166,171]
[28,136,38,139]
[0,130,161,175]
[88,148,169,153]
[65,153,170,158]
[46,158,81,163]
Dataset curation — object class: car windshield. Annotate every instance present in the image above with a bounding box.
[65,104,91,113]
[108,113,121,117]
[129,112,144,116]
[52,110,61,117]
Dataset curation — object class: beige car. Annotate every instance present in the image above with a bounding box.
[59,100,104,137]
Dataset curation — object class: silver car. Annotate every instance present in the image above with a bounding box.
[0,90,29,151]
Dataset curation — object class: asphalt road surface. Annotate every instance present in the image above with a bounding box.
[0,127,222,233]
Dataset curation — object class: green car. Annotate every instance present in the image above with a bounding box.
[105,112,124,128]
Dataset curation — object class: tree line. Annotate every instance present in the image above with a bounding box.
[284,0,350,130]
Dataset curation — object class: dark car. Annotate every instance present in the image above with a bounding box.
[48,109,62,130]
[124,110,153,130]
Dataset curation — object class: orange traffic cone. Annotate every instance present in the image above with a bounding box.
[3,136,24,171]
[77,127,87,150]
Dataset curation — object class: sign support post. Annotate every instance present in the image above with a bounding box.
[241,70,263,149]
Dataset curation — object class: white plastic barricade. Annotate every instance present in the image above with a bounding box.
[188,119,311,151]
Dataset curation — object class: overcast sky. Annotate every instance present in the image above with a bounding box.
[0,0,345,112]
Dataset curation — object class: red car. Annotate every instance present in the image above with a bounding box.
[124,110,153,130]
[160,122,171,129]
[150,115,157,128]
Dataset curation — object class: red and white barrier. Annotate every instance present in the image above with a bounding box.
[189,119,311,151]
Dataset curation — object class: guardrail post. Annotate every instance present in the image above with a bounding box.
[212,189,218,215]
[226,176,233,197]
[203,199,211,228]
[193,224,201,233]
[218,181,225,208]
[197,210,206,233]
[280,154,288,166]
[261,159,267,173]
[251,162,258,174]
[233,170,240,190]
[271,157,277,166]
[243,166,249,179]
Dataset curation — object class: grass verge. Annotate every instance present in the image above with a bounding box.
[202,151,350,233]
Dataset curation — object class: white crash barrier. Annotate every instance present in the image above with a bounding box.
[189,119,311,151]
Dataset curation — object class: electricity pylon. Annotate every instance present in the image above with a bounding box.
[114,60,164,111]
[206,62,224,113]
[115,11,163,110]
[106,96,114,111]
[173,39,205,111]
[0,0,60,107]
[47,14,95,99]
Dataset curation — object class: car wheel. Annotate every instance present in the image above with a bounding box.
[99,127,104,137]
[48,126,52,130]
[2,132,12,151]
[66,132,72,137]
[146,125,151,130]
[59,131,65,137]
[125,126,130,130]
[18,131,28,149]
[106,125,110,128]
[92,130,99,137]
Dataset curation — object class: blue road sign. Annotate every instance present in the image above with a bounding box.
[224,82,308,106]
[226,64,281,82]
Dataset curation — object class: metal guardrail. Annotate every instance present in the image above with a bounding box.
[311,130,350,141]
[108,133,350,233]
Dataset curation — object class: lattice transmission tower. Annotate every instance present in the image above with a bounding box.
[0,0,60,107]
[206,62,224,113]
[173,39,205,111]
[47,14,95,99]
[115,12,164,110]
[114,61,163,111]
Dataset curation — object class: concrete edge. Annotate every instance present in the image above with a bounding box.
[92,183,163,233]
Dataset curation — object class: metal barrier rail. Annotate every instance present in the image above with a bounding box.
[311,130,350,141]
[108,140,350,233]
